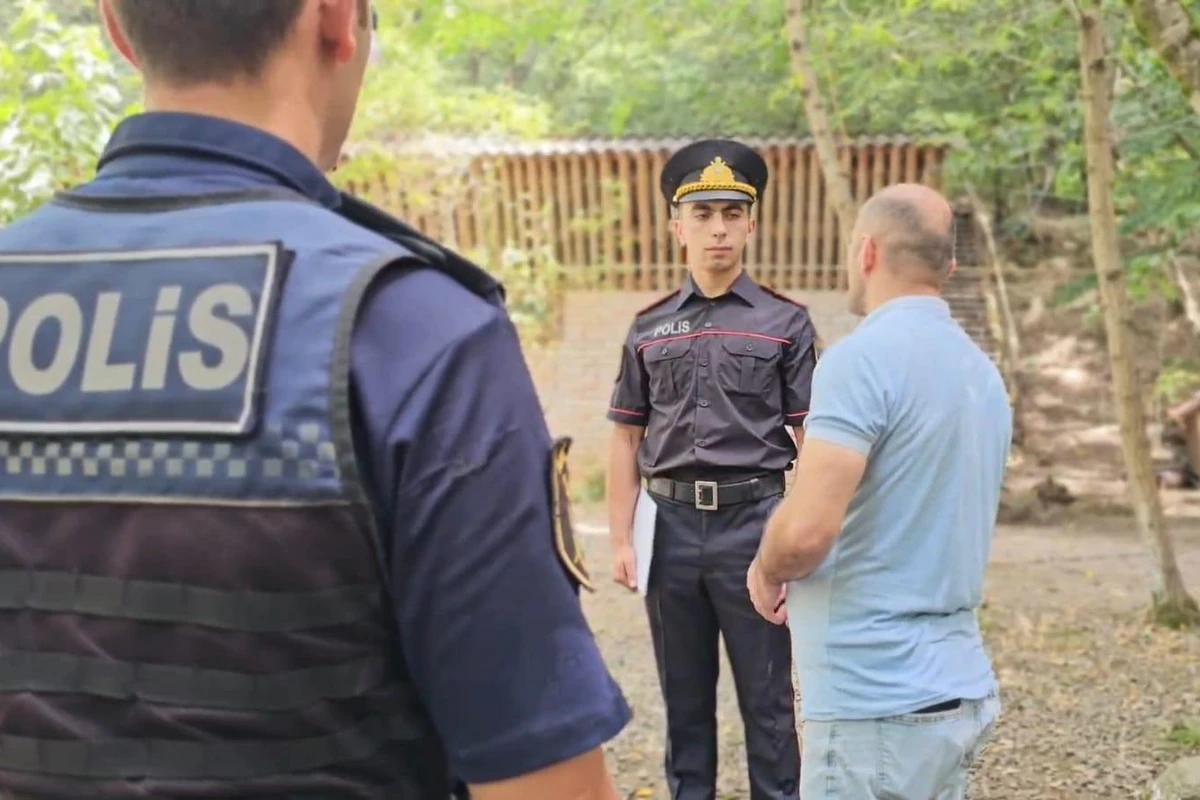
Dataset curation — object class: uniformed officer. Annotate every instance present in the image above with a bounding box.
[606,139,817,800]
[0,2,630,799]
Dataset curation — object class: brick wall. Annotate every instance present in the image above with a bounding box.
[522,266,992,477]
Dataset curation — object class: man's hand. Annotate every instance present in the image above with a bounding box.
[747,556,787,625]
[611,542,637,591]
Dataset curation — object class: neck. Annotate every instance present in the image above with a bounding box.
[863,280,941,315]
[143,81,324,168]
[689,264,743,298]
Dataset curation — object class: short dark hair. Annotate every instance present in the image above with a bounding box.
[869,197,955,274]
[112,0,306,85]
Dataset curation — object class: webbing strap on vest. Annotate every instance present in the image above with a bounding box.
[0,713,426,780]
[0,652,391,711]
[0,570,378,632]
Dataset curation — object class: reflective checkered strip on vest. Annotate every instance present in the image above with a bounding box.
[0,188,453,798]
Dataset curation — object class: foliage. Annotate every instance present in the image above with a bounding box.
[0,0,132,225]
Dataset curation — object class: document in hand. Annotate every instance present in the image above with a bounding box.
[632,486,657,598]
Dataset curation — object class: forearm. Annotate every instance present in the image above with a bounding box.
[758,503,820,584]
[606,427,642,548]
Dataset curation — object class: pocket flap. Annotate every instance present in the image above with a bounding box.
[720,335,781,360]
[643,339,693,363]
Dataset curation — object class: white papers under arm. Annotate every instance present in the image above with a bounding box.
[632,486,658,598]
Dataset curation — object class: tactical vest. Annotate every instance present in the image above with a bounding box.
[0,187,501,799]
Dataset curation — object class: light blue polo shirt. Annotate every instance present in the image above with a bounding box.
[787,294,1011,721]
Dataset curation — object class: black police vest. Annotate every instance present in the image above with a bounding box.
[0,187,501,799]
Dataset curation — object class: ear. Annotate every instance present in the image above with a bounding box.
[318,0,363,64]
[946,255,958,279]
[747,217,757,237]
[99,0,139,69]
[672,217,685,246]
[859,234,878,275]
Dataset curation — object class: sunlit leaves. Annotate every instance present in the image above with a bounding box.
[0,0,132,225]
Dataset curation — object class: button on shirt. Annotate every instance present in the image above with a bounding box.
[68,112,631,783]
[607,271,819,477]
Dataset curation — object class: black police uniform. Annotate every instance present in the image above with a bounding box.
[608,140,818,800]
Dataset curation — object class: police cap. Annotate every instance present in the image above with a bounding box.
[660,138,768,207]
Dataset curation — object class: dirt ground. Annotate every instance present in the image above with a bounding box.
[579,515,1200,800]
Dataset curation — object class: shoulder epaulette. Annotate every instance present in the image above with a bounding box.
[761,284,809,312]
[635,290,680,317]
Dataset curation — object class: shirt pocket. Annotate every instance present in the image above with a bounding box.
[642,339,694,404]
[717,335,782,396]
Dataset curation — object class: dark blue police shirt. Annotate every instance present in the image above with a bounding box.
[72,112,631,784]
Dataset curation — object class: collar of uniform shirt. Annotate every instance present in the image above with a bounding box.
[96,111,342,208]
[672,270,764,311]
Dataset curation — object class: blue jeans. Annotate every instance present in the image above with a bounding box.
[799,693,1000,799]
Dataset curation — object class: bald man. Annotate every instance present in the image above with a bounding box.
[747,184,1010,799]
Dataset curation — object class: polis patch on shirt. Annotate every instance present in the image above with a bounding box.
[0,243,284,437]
[550,435,594,593]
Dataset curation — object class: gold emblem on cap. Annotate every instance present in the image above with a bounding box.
[700,157,736,184]
[672,155,758,204]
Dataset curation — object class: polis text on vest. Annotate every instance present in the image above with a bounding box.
[0,284,255,397]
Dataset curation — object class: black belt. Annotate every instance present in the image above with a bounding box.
[646,473,785,511]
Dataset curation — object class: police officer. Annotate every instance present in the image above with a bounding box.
[0,2,630,799]
[606,139,816,800]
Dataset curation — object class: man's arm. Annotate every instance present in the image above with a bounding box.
[753,343,888,594]
[607,423,643,551]
[352,267,629,796]
[605,325,650,589]
[758,439,866,583]
[780,311,819,429]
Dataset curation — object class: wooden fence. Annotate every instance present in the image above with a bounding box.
[339,136,951,291]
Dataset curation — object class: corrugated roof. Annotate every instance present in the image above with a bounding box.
[344,133,955,158]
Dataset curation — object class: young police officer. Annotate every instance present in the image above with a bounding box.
[0,2,629,799]
[607,139,818,800]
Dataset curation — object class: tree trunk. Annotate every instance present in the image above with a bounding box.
[1070,0,1200,627]
[784,0,858,250]
[1123,0,1200,118]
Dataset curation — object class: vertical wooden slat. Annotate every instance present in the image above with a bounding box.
[904,143,919,184]
[569,152,587,270]
[464,157,484,255]
[598,151,617,286]
[770,146,787,288]
[635,150,653,285]
[653,149,669,273]
[836,146,852,290]
[805,147,821,288]
[871,143,886,197]
[526,154,544,293]
[820,151,836,287]
[855,144,869,204]
[616,152,635,287]
[745,147,763,272]
[925,146,946,188]
[789,144,807,291]
[537,154,555,263]
[554,153,572,268]
[498,156,517,248]
[888,143,903,186]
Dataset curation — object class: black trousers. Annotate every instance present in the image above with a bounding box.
[644,491,801,800]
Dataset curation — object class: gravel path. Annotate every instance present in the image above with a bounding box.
[580,517,1200,799]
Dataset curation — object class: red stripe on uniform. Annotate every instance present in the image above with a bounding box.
[636,330,792,352]
[609,407,647,418]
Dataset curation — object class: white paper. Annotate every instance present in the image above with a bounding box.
[632,486,658,598]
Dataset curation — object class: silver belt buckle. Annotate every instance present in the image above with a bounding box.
[694,480,719,511]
